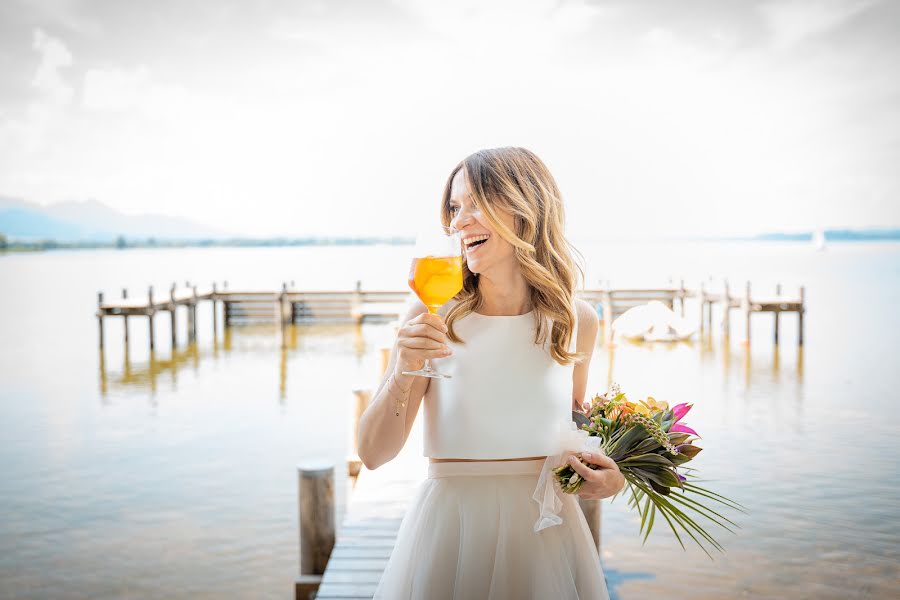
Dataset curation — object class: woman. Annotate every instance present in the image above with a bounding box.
[358,147,623,599]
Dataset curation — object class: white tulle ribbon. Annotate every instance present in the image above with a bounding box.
[531,420,604,532]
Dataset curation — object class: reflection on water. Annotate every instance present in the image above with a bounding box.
[2,243,899,599]
[97,323,373,404]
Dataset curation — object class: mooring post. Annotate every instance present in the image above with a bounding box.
[296,462,335,599]
[280,282,288,348]
[722,279,731,339]
[774,282,782,345]
[169,283,177,350]
[679,278,685,317]
[798,285,805,346]
[148,286,156,351]
[191,285,198,342]
[698,281,705,335]
[121,288,129,348]
[211,282,218,335]
[348,389,371,477]
[351,280,363,325]
[744,280,752,346]
[578,497,602,556]
[97,292,105,350]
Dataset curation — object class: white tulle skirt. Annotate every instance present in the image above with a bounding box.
[372,458,611,600]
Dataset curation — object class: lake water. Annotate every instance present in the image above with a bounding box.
[1,241,898,599]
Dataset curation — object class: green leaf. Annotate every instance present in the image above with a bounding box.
[620,453,677,468]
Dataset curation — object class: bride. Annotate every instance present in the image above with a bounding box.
[358,147,623,599]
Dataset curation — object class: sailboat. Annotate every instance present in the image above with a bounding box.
[812,228,827,251]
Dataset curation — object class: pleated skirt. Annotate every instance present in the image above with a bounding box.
[372,458,611,600]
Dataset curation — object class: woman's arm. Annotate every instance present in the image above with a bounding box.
[357,300,436,470]
[571,299,600,414]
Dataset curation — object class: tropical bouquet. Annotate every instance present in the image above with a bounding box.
[553,382,746,557]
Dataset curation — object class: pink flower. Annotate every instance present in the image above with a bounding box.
[671,402,693,423]
[670,422,700,437]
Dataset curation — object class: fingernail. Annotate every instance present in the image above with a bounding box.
[583,452,592,459]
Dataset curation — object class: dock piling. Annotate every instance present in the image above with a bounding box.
[296,462,335,597]
[211,282,218,335]
[191,285,198,342]
[169,283,177,350]
[799,286,805,346]
[722,279,731,339]
[122,288,129,349]
[698,281,706,335]
[97,292,105,350]
[744,281,752,345]
[148,286,156,351]
[774,283,782,344]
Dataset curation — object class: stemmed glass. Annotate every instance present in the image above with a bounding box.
[401,225,464,379]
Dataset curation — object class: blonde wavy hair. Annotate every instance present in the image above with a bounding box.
[439,147,586,366]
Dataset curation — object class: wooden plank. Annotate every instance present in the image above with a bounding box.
[315,583,379,598]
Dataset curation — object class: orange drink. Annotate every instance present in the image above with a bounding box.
[408,255,463,313]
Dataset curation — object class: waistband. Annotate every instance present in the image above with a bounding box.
[427,458,546,479]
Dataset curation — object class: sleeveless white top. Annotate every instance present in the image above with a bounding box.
[423,299,578,459]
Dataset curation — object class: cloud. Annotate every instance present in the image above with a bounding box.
[31,28,73,105]
[759,0,877,49]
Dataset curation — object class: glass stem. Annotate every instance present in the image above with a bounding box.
[423,359,433,373]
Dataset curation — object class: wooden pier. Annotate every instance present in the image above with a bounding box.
[96,278,806,354]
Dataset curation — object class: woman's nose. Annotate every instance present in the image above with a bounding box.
[451,207,474,229]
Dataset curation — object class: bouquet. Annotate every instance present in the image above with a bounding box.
[553,382,746,557]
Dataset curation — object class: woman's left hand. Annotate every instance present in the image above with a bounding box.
[567,452,626,500]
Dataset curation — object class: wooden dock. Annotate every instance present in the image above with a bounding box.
[96,278,806,355]
[306,450,426,599]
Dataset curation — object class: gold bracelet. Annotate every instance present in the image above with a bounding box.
[389,373,411,416]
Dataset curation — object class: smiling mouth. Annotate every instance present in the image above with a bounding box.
[464,235,490,252]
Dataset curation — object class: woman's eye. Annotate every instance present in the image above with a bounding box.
[450,206,459,214]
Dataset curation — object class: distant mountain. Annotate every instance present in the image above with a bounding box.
[0,196,228,241]
[754,227,900,241]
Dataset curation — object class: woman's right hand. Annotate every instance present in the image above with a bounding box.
[394,312,453,376]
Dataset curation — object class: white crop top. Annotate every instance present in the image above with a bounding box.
[423,299,578,459]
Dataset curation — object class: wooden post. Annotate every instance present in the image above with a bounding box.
[351,280,363,324]
[280,282,288,348]
[348,389,372,477]
[722,279,731,339]
[212,282,218,336]
[169,283,177,350]
[122,288,129,348]
[679,278,685,317]
[744,280,752,346]
[97,292,105,350]
[698,282,705,335]
[186,292,194,344]
[578,497,602,556]
[148,286,156,351]
[601,289,613,346]
[799,285,805,346]
[191,285,199,342]
[774,283,781,345]
[379,347,391,379]
[297,462,335,580]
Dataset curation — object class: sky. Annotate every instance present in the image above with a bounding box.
[0,0,898,239]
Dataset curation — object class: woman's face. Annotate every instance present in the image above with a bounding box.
[448,168,518,276]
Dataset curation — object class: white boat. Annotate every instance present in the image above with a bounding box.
[611,300,696,342]
[812,228,827,251]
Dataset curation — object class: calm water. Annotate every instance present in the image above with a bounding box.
[1,241,898,599]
